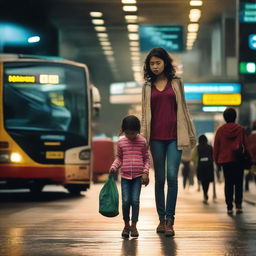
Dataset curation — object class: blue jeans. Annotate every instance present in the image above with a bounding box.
[121,177,142,222]
[150,140,182,223]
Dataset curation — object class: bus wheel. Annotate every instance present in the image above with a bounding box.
[29,183,44,194]
[66,185,82,195]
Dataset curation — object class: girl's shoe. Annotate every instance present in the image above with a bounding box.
[121,226,130,238]
[130,226,139,237]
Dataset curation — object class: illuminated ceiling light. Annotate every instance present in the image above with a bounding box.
[134,73,141,78]
[90,12,103,17]
[190,0,203,6]
[102,45,112,50]
[123,5,138,12]
[187,36,196,41]
[106,56,115,62]
[130,46,140,51]
[131,56,140,61]
[97,33,108,38]
[92,19,104,25]
[187,37,196,42]
[127,24,139,32]
[188,23,199,32]
[100,41,111,46]
[132,66,141,72]
[133,71,142,81]
[132,61,141,66]
[28,36,40,43]
[187,32,197,39]
[94,26,107,31]
[128,33,139,40]
[129,41,139,46]
[122,0,136,3]
[186,43,194,48]
[189,9,201,22]
[187,39,195,44]
[104,50,114,55]
[186,41,194,46]
[131,51,140,56]
[98,37,109,42]
[190,17,200,22]
[134,73,141,79]
[125,15,138,22]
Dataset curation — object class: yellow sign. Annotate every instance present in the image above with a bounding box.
[8,75,35,83]
[46,151,64,159]
[44,142,61,146]
[202,93,241,106]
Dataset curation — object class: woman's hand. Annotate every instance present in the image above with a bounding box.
[141,173,149,186]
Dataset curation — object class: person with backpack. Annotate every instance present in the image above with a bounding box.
[213,108,251,215]
[192,134,214,204]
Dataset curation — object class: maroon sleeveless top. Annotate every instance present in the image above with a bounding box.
[150,81,177,140]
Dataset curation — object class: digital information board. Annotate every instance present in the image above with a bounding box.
[139,25,183,52]
[184,83,241,104]
[110,81,142,104]
[239,1,256,79]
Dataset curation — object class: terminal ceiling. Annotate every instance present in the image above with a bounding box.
[1,0,235,85]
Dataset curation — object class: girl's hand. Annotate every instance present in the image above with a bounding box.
[109,167,117,173]
[141,173,149,186]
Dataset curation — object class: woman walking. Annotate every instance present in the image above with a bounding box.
[141,47,196,236]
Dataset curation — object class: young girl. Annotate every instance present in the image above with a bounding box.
[110,115,150,238]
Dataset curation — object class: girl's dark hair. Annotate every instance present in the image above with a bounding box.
[121,115,141,133]
[223,108,237,123]
[198,134,208,144]
[143,47,176,83]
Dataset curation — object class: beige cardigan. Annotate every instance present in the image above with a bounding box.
[141,78,196,150]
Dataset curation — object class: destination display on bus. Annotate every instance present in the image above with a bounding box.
[7,74,60,84]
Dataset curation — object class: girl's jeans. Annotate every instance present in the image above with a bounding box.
[150,140,182,224]
[121,176,142,222]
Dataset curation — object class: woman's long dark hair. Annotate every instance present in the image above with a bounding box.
[143,47,176,84]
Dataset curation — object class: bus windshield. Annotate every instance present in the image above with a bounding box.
[3,61,88,141]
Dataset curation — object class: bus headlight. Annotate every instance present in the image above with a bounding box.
[10,153,22,163]
[79,150,90,160]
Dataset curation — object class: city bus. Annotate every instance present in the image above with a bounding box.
[0,54,92,194]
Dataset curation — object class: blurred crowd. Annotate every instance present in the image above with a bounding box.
[180,117,256,207]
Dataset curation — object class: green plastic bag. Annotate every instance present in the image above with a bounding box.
[99,173,119,217]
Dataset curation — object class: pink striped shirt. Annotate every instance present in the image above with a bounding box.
[111,135,150,179]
